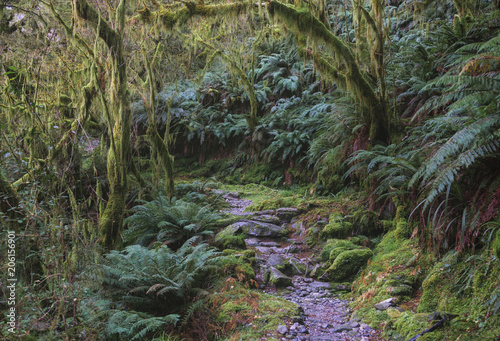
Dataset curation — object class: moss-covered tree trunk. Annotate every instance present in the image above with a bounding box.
[269,0,392,143]
[74,0,131,250]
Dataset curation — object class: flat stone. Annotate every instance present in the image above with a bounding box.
[255,246,273,254]
[268,254,285,267]
[310,281,331,289]
[374,298,397,310]
[241,220,285,237]
[244,238,260,247]
[284,244,301,253]
[248,214,281,224]
[261,241,280,247]
[333,324,353,332]
[276,207,301,221]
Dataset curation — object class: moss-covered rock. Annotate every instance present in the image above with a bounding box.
[385,283,413,297]
[269,267,293,287]
[329,247,347,262]
[215,224,247,249]
[350,235,369,246]
[394,219,411,240]
[320,239,359,261]
[320,220,353,239]
[350,209,380,236]
[319,213,353,239]
[326,248,373,282]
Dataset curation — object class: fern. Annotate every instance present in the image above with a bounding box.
[124,196,220,249]
[81,239,223,340]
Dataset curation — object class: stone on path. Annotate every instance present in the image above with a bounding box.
[269,267,293,287]
[277,324,288,335]
[374,297,397,310]
[268,254,286,267]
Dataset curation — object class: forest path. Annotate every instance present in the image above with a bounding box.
[215,190,384,341]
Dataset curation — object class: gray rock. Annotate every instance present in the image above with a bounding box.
[248,214,281,225]
[261,241,280,247]
[298,326,308,333]
[244,238,261,247]
[374,298,397,310]
[284,244,302,253]
[277,324,288,335]
[310,281,331,289]
[255,246,273,253]
[276,207,301,221]
[242,220,285,237]
[269,267,293,287]
[334,324,353,332]
[268,254,286,267]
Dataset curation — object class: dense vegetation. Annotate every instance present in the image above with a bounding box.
[1,0,499,340]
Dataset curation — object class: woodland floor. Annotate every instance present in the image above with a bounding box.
[216,189,387,341]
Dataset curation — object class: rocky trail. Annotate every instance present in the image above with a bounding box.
[215,191,385,341]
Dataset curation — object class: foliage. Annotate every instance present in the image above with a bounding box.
[81,238,223,340]
[124,195,220,249]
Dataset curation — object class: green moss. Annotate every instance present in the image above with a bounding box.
[493,229,500,258]
[242,249,256,258]
[351,235,369,246]
[218,301,252,322]
[326,248,373,282]
[380,220,393,231]
[320,221,353,239]
[320,238,359,261]
[212,283,298,339]
[319,213,353,239]
[215,224,246,249]
[350,209,380,236]
[394,219,411,240]
[392,312,432,340]
[329,247,347,262]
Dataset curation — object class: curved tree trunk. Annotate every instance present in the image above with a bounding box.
[74,0,131,250]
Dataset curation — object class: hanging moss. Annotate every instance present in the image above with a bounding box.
[269,0,390,142]
[198,43,258,131]
[298,46,347,90]
[138,1,251,30]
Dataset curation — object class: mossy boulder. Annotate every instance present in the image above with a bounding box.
[350,209,380,236]
[320,213,353,239]
[325,248,373,282]
[320,221,353,239]
[329,247,347,262]
[215,224,246,249]
[350,235,370,246]
[320,239,360,261]
[386,284,414,297]
[269,267,293,287]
